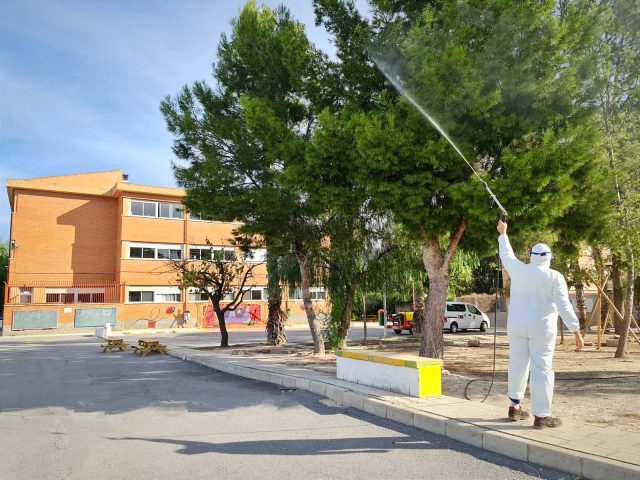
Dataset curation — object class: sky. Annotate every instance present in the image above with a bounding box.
[0,0,369,241]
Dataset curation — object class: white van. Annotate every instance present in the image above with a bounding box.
[443,302,490,333]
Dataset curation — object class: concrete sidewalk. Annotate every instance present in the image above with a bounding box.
[166,343,639,480]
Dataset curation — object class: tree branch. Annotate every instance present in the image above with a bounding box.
[443,218,467,269]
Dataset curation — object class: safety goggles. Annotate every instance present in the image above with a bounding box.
[531,251,551,257]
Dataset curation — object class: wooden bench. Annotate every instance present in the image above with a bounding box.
[335,349,442,398]
[101,338,129,353]
[132,339,167,356]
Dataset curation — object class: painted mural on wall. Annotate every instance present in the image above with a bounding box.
[202,304,261,326]
[225,304,261,324]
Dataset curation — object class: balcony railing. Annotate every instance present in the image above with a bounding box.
[4,281,121,306]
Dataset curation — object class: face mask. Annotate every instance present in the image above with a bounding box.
[531,251,551,257]
[530,243,552,265]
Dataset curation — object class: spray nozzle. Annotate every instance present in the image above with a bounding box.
[482,181,508,221]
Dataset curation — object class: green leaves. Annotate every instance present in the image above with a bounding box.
[162,3,329,245]
[160,1,637,353]
[314,0,607,257]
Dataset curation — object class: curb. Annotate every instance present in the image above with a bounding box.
[122,327,204,335]
[167,346,640,480]
[120,323,310,335]
[121,325,272,335]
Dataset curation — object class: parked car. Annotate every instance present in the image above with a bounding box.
[443,302,490,333]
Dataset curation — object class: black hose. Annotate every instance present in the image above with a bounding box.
[464,254,501,402]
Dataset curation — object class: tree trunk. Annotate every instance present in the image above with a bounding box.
[213,304,229,348]
[611,254,625,334]
[601,290,609,332]
[420,266,447,359]
[419,220,466,359]
[266,284,287,346]
[615,254,635,358]
[635,276,640,320]
[338,282,356,349]
[575,282,587,331]
[413,283,425,336]
[571,261,587,330]
[295,244,325,354]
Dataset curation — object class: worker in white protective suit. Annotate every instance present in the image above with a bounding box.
[497,220,584,429]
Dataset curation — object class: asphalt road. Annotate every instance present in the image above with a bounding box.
[0,338,567,480]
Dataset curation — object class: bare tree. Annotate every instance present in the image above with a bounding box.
[168,244,262,348]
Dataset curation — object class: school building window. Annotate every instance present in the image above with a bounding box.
[159,202,183,219]
[127,287,181,303]
[189,246,236,262]
[243,288,266,302]
[288,287,325,300]
[157,248,181,260]
[156,292,181,302]
[130,200,183,219]
[45,288,106,304]
[214,248,236,262]
[189,247,208,260]
[188,291,209,302]
[46,293,75,304]
[78,292,105,303]
[131,200,157,217]
[129,243,182,260]
[19,288,33,304]
[128,291,154,302]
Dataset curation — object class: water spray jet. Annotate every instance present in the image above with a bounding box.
[370,56,508,220]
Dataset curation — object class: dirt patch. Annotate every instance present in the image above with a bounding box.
[438,335,640,432]
[218,333,640,432]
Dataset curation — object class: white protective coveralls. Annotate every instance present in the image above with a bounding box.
[499,235,580,417]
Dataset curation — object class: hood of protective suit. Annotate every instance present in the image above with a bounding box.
[530,243,552,267]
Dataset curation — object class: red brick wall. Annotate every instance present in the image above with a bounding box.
[10,190,117,283]
[186,220,238,245]
[119,259,178,284]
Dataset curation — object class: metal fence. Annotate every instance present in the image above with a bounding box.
[4,281,121,306]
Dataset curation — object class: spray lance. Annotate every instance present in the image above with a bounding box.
[372,58,507,401]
